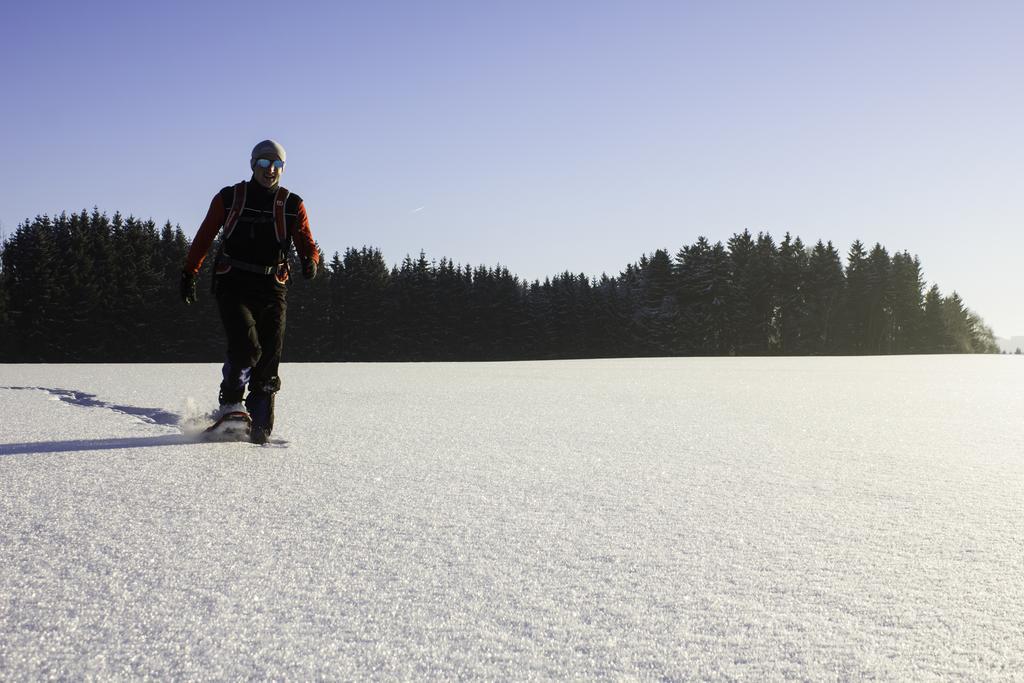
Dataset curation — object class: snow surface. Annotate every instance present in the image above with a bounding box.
[1,356,1023,679]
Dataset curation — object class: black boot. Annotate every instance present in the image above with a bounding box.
[245,378,279,444]
[250,422,271,445]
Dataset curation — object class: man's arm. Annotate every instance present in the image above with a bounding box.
[183,193,227,275]
[292,201,320,266]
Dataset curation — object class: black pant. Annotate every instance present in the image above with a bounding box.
[215,273,287,403]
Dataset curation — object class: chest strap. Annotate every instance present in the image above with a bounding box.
[215,255,283,275]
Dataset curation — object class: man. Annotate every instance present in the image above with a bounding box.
[180,139,319,444]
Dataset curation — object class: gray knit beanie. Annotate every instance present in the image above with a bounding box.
[250,139,287,168]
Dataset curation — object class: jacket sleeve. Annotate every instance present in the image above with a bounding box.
[292,200,320,265]
[183,193,227,275]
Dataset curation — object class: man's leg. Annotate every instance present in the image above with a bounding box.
[216,286,261,406]
[246,288,287,441]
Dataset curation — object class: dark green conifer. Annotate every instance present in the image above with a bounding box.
[804,240,844,354]
[842,240,869,354]
[776,233,809,354]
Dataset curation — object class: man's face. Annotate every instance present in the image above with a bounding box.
[253,157,284,189]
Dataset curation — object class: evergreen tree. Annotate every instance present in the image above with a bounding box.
[325,251,346,358]
[0,235,10,358]
[842,240,870,354]
[604,264,651,357]
[889,251,925,353]
[525,277,555,358]
[776,233,809,354]
[921,285,951,352]
[638,249,676,354]
[544,271,588,359]
[864,243,894,354]
[804,240,845,354]
[726,230,759,354]
[750,232,778,354]
[287,245,330,361]
[590,273,625,358]
[433,257,470,360]
[675,238,730,355]
[2,215,62,360]
[336,247,390,360]
[491,266,529,359]
[942,292,982,353]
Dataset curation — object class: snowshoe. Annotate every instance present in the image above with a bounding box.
[205,406,252,440]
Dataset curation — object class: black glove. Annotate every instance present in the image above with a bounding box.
[302,257,317,280]
[180,270,197,305]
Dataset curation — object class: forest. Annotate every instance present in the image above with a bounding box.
[0,209,999,362]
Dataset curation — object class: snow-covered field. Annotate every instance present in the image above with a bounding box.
[2,357,1022,679]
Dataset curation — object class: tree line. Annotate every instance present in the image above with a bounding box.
[0,209,998,362]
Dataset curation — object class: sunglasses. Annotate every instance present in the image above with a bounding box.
[255,158,285,170]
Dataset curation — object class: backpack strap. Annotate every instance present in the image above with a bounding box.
[223,181,248,239]
[273,186,291,244]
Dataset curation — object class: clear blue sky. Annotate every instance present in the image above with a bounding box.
[3,1,1021,336]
